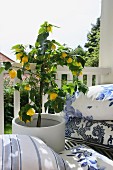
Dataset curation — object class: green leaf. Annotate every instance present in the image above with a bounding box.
[77,81,88,94]
[76,55,86,67]
[62,83,75,95]
[11,44,24,51]
[35,42,40,48]
[37,32,49,44]
[3,62,12,70]
[52,40,61,46]
[12,44,21,50]
[53,98,65,113]
[0,67,5,73]
[23,104,32,112]
[14,84,20,91]
[17,69,22,80]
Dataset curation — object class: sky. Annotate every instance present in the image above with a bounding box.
[0,0,101,60]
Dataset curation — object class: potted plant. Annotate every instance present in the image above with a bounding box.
[0,21,87,152]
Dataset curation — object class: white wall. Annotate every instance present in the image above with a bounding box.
[99,0,113,83]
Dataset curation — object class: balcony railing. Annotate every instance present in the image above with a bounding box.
[0,63,111,134]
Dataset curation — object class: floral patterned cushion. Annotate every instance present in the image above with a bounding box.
[72,84,113,120]
[60,143,113,170]
[63,90,113,155]
[2,134,113,170]
[65,117,113,148]
[65,137,113,160]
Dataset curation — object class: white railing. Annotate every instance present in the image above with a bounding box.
[56,66,111,87]
[0,63,111,134]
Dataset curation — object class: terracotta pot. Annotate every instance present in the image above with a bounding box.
[12,113,65,153]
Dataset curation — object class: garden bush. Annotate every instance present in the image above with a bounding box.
[4,78,29,124]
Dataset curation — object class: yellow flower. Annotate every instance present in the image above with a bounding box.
[9,69,17,79]
[72,71,77,76]
[50,93,58,100]
[16,53,23,60]
[51,44,56,50]
[67,58,73,63]
[26,108,35,116]
[47,26,53,32]
[61,52,67,58]
[22,56,28,63]
[24,84,31,91]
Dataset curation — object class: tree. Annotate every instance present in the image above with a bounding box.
[1,21,87,127]
[74,45,86,57]
[84,17,100,67]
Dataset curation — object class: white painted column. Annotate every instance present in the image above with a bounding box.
[12,63,21,118]
[99,0,113,83]
[0,63,4,134]
[14,78,20,118]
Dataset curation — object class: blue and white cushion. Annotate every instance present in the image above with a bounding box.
[1,134,113,170]
[0,135,70,170]
[60,144,113,170]
[63,87,113,150]
[72,84,113,120]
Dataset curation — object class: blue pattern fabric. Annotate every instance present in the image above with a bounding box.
[65,117,113,147]
[60,143,113,170]
[96,85,113,101]
[71,84,113,120]
[61,84,113,168]
[68,145,105,170]
[64,87,113,148]
[0,135,70,170]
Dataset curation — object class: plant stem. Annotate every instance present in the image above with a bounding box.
[37,65,44,127]
[37,113,41,127]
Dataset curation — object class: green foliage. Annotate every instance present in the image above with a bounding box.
[4,78,14,124]
[1,21,88,127]
[4,78,29,125]
[73,18,100,86]
[4,123,12,134]
[20,90,29,107]
[3,18,100,129]
[3,62,12,70]
[74,45,86,57]
[84,18,100,67]
[4,78,32,134]
[74,18,100,67]
[17,69,22,80]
